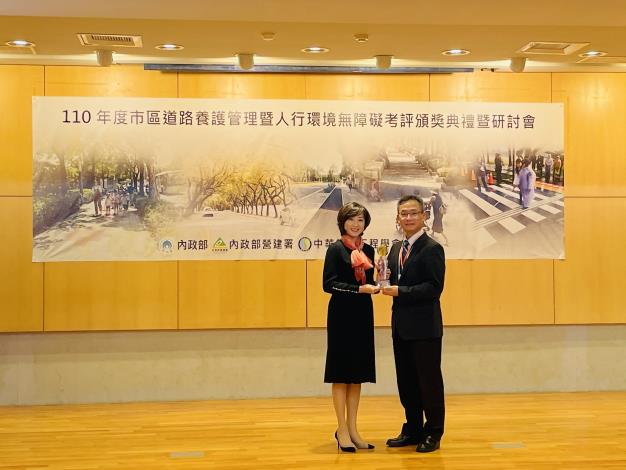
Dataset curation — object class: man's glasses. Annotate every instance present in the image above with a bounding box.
[398,211,423,219]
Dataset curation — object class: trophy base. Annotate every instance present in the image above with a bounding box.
[377,280,390,288]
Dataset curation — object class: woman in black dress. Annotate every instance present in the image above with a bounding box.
[323,202,379,452]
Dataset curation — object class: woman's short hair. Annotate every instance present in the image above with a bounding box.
[337,202,371,235]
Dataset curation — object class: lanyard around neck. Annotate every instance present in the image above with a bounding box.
[400,242,412,272]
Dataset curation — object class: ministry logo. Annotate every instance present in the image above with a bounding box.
[212,238,228,252]
[298,237,312,252]
[159,239,174,254]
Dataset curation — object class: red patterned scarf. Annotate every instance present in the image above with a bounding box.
[341,235,373,285]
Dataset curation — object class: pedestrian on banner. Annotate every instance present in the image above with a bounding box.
[93,186,102,216]
[105,191,113,216]
[494,153,503,186]
[553,155,562,183]
[544,154,554,183]
[517,158,536,209]
[474,157,489,192]
[429,191,449,246]
[536,154,544,180]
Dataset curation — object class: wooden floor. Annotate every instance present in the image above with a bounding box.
[1,392,626,469]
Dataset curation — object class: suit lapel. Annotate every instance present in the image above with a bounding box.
[401,232,429,273]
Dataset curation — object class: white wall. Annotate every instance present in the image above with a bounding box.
[1,325,625,405]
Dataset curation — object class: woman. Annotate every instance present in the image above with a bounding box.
[323,202,379,452]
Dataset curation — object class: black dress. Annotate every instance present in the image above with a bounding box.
[323,240,376,384]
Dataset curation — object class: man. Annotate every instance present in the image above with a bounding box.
[553,155,562,184]
[536,153,544,180]
[382,195,446,453]
[93,185,102,216]
[474,157,489,192]
[544,154,553,183]
[494,153,503,186]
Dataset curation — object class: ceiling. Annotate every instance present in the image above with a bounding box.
[1,0,626,72]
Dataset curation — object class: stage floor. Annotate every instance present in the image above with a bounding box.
[2,392,625,469]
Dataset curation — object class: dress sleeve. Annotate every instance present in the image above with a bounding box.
[323,244,360,294]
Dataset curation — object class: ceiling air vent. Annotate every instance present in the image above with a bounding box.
[577,56,626,64]
[517,41,588,56]
[77,33,143,48]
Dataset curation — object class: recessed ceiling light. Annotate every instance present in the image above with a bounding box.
[442,49,470,56]
[302,46,329,54]
[354,33,369,43]
[155,43,184,51]
[261,32,276,41]
[579,50,607,58]
[6,39,34,47]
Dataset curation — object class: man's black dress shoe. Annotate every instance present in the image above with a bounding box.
[416,435,440,453]
[386,433,421,447]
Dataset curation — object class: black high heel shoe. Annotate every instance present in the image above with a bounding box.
[334,431,356,453]
[351,435,375,450]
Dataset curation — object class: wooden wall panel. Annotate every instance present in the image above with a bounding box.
[440,260,472,326]
[178,73,306,99]
[555,198,626,324]
[305,75,429,101]
[305,260,326,328]
[179,260,306,328]
[0,65,43,196]
[430,72,552,102]
[469,260,553,325]
[44,261,177,331]
[45,65,177,97]
[0,198,43,332]
[42,65,178,331]
[552,74,626,197]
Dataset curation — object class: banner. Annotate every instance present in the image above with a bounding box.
[32,97,564,261]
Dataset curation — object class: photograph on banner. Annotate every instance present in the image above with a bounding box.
[32,97,564,262]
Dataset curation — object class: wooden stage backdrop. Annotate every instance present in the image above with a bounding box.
[1,66,626,333]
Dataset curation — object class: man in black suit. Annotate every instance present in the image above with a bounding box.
[382,195,446,453]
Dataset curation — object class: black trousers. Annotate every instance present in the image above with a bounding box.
[392,334,445,440]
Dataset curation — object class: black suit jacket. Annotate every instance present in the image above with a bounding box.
[388,232,445,340]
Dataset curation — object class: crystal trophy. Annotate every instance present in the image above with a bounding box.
[377,244,390,287]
